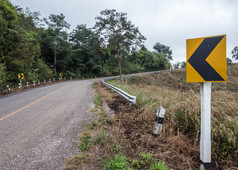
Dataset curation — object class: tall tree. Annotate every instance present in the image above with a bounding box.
[69,25,103,77]
[231,46,238,60]
[44,14,70,74]
[94,9,146,80]
[153,42,173,60]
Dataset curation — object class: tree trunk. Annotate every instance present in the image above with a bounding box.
[118,55,123,81]
[54,46,57,74]
[0,64,2,80]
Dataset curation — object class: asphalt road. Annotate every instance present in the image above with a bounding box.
[0,80,97,170]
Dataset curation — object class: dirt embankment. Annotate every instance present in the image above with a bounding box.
[98,82,200,169]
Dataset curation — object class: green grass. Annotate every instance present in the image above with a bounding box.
[131,153,171,169]
[102,155,131,170]
[150,161,171,170]
[75,154,84,159]
[131,153,156,169]
[99,110,107,124]
[94,94,101,107]
[113,144,121,153]
[94,130,109,146]
[140,153,154,162]
[79,135,91,151]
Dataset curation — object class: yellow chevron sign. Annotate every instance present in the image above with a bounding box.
[18,73,24,79]
[186,35,226,82]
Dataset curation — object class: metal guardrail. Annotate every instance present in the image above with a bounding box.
[102,79,136,105]
[101,69,174,105]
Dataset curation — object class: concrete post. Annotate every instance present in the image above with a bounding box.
[153,107,166,137]
[200,82,211,170]
[6,85,10,91]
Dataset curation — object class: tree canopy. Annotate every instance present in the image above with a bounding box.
[0,1,174,90]
[232,46,238,60]
[94,9,146,80]
[153,42,173,60]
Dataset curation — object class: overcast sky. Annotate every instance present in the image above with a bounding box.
[10,0,238,63]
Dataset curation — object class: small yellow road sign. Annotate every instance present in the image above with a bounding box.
[59,73,63,77]
[106,71,109,76]
[186,35,226,82]
[18,73,24,79]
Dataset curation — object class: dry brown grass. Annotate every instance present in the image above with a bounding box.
[106,63,238,169]
[98,83,200,169]
[62,64,237,170]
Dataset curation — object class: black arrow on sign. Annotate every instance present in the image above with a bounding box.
[188,36,224,81]
[20,74,23,79]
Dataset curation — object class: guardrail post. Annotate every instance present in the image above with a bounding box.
[53,78,55,82]
[129,102,132,107]
[153,107,166,137]
[18,83,21,88]
[33,81,35,86]
[26,82,29,87]
[49,78,51,82]
[44,79,46,83]
[38,80,40,85]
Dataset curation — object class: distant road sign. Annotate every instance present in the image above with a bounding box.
[59,73,63,77]
[18,73,24,79]
[186,35,226,82]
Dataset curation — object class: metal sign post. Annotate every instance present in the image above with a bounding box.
[20,79,22,88]
[200,82,211,170]
[18,73,24,88]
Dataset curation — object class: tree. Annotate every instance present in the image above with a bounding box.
[173,62,180,69]
[94,9,146,81]
[231,46,238,60]
[69,25,104,77]
[129,49,170,72]
[21,7,42,30]
[153,42,173,60]
[44,14,70,74]
[227,58,232,63]
[181,61,186,68]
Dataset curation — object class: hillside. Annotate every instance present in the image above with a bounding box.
[105,63,238,169]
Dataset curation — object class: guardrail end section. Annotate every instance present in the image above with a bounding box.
[132,96,136,104]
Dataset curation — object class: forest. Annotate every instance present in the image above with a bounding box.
[0,0,174,90]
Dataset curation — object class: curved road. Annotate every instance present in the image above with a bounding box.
[0,80,97,170]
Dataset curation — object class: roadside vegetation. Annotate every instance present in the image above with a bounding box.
[1,0,172,91]
[63,64,237,169]
[106,63,238,169]
[62,84,173,169]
